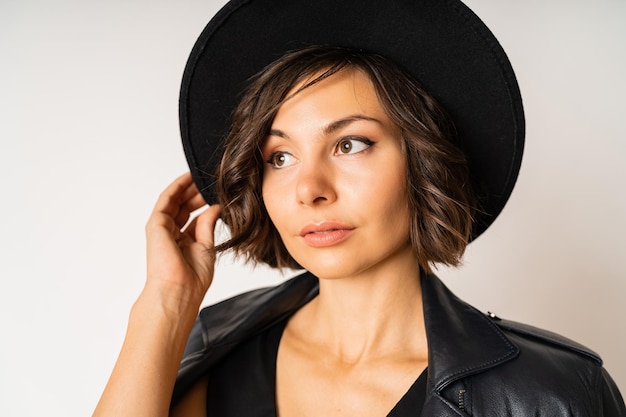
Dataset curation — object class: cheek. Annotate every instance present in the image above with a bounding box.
[261,179,285,229]
[370,167,411,229]
[261,187,275,218]
[353,161,408,206]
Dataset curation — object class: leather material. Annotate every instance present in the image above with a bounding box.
[172,271,626,416]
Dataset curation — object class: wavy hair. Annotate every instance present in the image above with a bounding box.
[215,46,476,272]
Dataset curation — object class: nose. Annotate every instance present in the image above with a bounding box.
[296,161,337,206]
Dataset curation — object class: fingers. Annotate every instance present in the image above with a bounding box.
[143,174,222,304]
[153,172,194,214]
[173,192,207,229]
[185,204,222,247]
[152,173,209,230]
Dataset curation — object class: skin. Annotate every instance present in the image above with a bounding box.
[93,69,428,417]
[262,69,413,281]
[264,69,427,417]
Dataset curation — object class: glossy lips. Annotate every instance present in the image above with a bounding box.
[299,222,355,247]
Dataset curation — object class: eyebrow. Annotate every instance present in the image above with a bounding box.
[268,114,382,139]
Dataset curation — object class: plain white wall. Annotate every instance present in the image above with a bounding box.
[1,0,624,415]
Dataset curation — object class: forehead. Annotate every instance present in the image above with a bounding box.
[286,66,374,100]
[274,68,385,123]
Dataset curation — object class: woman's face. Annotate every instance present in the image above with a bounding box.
[261,69,412,279]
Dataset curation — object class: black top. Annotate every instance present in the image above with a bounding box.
[206,318,427,416]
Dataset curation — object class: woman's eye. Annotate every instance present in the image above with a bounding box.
[266,151,296,169]
[336,137,374,155]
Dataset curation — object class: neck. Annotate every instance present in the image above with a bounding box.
[292,246,427,364]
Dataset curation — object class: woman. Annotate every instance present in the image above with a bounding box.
[94,0,625,416]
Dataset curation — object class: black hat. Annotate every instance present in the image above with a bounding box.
[179,0,525,239]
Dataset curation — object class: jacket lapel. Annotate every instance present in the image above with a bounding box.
[421,272,519,415]
[174,270,520,414]
[421,272,519,391]
[173,272,319,404]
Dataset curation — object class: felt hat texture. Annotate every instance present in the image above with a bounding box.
[180,0,525,239]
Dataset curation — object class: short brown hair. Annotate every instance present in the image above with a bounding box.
[215,46,476,272]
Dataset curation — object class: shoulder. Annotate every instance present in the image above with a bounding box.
[171,272,318,406]
[491,314,602,365]
[465,314,624,415]
[486,313,604,391]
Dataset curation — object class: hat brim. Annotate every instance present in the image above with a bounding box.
[180,0,525,240]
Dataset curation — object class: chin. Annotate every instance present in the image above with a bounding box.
[306,268,353,281]
[299,257,373,281]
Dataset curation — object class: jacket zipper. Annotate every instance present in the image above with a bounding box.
[458,389,466,411]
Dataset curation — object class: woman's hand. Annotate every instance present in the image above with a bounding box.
[144,172,221,312]
[93,173,220,417]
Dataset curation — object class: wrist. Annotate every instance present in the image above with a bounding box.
[133,283,203,329]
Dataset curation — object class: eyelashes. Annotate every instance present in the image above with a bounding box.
[265,151,297,169]
[336,136,374,155]
[265,136,375,169]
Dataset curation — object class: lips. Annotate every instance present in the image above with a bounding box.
[299,222,355,247]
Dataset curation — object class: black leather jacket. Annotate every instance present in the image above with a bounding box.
[172,272,625,416]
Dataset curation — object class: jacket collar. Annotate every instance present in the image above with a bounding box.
[216,270,519,392]
[420,271,518,392]
[174,271,519,407]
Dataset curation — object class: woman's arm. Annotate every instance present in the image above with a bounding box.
[93,173,220,417]
[170,376,209,417]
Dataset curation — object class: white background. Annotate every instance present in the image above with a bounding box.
[1,0,625,415]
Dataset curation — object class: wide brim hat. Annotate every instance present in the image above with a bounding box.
[180,0,525,240]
